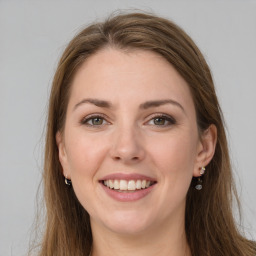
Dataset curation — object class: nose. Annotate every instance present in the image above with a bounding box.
[109,124,145,164]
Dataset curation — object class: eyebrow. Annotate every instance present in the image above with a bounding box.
[139,99,185,113]
[73,98,185,113]
[73,98,113,111]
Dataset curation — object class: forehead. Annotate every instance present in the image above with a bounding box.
[68,48,195,110]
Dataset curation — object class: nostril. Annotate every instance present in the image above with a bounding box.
[110,143,145,163]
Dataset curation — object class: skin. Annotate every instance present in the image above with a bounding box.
[57,48,217,256]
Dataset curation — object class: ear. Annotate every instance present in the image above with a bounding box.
[193,124,217,177]
[56,131,69,178]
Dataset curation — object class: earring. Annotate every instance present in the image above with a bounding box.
[195,167,205,190]
[64,174,72,186]
[200,167,206,175]
[195,177,203,190]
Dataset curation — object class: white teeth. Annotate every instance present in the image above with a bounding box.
[128,180,136,190]
[136,180,142,189]
[114,180,120,189]
[120,180,128,190]
[109,180,114,189]
[103,179,155,191]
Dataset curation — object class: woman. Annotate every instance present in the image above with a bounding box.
[34,12,256,255]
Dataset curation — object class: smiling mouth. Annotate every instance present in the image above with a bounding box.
[101,179,157,192]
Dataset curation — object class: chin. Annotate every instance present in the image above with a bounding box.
[99,209,156,235]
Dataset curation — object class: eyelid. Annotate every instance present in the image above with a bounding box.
[80,112,176,127]
[145,113,176,126]
[80,113,110,126]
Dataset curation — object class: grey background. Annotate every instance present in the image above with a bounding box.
[0,0,256,255]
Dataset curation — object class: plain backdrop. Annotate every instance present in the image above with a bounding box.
[0,0,256,255]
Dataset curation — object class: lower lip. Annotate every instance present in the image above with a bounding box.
[100,183,156,202]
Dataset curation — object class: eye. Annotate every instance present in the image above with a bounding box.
[81,115,109,126]
[147,114,176,126]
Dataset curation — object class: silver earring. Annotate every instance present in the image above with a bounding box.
[195,177,203,190]
[195,167,206,190]
[65,175,72,186]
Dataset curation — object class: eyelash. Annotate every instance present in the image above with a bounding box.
[147,114,176,127]
[80,113,176,127]
[80,114,109,127]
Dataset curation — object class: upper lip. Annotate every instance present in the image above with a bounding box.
[100,173,157,182]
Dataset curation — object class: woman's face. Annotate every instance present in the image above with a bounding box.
[57,48,207,235]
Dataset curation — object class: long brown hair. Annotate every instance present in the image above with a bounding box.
[32,12,256,256]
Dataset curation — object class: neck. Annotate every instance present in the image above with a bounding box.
[90,214,191,256]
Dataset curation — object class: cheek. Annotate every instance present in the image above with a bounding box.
[148,132,198,177]
[64,132,110,211]
[65,131,109,178]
